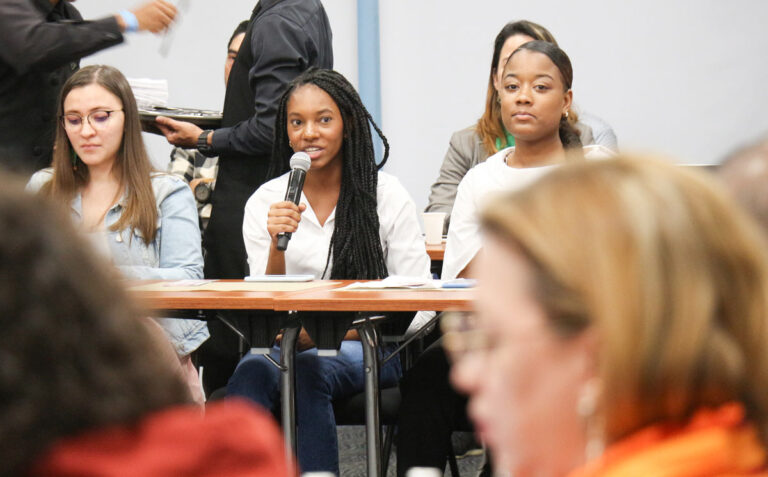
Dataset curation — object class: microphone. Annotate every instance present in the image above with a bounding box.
[276,151,311,251]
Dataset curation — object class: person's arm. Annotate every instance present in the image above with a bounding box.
[577,112,619,152]
[380,174,435,337]
[242,181,306,277]
[0,0,121,75]
[114,1,176,34]
[263,201,306,275]
[591,124,619,152]
[0,1,175,76]
[243,189,273,276]
[117,180,203,280]
[25,168,54,193]
[210,14,314,157]
[441,171,484,281]
[380,175,432,279]
[425,128,483,232]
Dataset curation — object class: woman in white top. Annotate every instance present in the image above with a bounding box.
[397,40,612,475]
[444,40,613,281]
[425,20,617,233]
[228,68,430,474]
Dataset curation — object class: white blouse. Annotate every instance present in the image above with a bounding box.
[243,170,431,281]
[442,145,613,281]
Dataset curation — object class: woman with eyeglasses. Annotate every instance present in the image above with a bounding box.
[450,157,768,476]
[27,65,207,403]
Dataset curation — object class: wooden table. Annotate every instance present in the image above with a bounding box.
[274,280,473,476]
[426,242,445,261]
[272,279,473,312]
[129,279,475,477]
[130,279,341,310]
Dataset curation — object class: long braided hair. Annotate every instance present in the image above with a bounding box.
[269,68,390,280]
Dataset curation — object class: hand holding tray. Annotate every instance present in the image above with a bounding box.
[139,106,222,135]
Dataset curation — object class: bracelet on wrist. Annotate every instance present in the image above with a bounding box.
[117,10,139,33]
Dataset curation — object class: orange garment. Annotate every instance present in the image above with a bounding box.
[569,403,768,477]
[29,399,293,477]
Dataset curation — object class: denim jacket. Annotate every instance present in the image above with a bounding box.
[27,169,209,355]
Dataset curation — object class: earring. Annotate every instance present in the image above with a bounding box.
[564,110,570,119]
[577,378,605,462]
[71,148,78,171]
[288,140,294,149]
[496,96,501,105]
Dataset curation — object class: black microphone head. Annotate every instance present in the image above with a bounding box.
[290,152,311,172]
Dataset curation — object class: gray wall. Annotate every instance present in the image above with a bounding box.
[77,0,768,210]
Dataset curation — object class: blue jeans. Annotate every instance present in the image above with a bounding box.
[227,340,402,474]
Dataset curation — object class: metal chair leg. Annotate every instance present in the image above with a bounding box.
[279,319,301,472]
[359,320,382,477]
[448,436,461,477]
[382,424,395,476]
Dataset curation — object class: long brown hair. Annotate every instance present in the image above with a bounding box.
[475,20,581,156]
[481,156,768,445]
[44,65,158,243]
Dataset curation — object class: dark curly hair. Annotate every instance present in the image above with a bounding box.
[0,176,192,477]
[269,68,390,280]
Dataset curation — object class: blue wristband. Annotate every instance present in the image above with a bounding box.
[118,10,139,33]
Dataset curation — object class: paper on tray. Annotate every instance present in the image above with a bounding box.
[128,78,169,109]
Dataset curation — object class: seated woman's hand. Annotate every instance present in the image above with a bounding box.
[275,327,316,351]
[267,201,307,248]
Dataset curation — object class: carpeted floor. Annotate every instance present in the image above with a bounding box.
[337,426,484,476]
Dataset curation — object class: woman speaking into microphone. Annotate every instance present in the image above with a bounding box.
[228,68,431,474]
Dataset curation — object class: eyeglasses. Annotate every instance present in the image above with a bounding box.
[441,312,493,363]
[442,311,554,363]
[61,109,123,131]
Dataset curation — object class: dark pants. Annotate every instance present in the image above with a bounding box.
[229,342,402,474]
[396,337,472,476]
[196,190,250,394]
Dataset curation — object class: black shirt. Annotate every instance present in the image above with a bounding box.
[202,0,333,279]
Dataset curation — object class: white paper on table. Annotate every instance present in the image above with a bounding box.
[340,275,442,290]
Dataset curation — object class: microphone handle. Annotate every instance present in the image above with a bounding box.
[284,168,307,204]
[276,232,291,251]
[276,168,307,252]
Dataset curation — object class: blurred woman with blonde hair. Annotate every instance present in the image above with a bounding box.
[450,156,768,476]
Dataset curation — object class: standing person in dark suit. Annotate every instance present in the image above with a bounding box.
[156,0,333,394]
[0,0,177,176]
[167,20,250,234]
